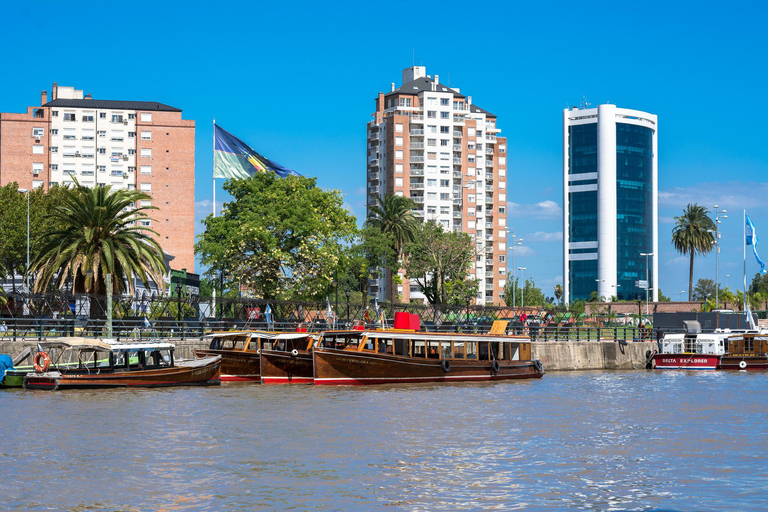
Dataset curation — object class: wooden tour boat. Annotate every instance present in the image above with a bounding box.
[23,337,221,390]
[196,330,316,383]
[719,333,768,371]
[196,331,262,381]
[312,326,544,386]
[259,332,316,384]
[651,329,728,370]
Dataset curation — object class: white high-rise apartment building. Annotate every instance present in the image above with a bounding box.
[563,104,658,304]
[367,66,509,305]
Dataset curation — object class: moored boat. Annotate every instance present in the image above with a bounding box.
[720,333,768,370]
[652,330,726,370]
[312,329,543,386]
[259,332,316,384]
[23,338,221,390]
[196,331,262,381]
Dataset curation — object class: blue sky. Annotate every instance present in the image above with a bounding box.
[2,0,767,299]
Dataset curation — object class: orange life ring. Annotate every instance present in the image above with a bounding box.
[34,351,51,372]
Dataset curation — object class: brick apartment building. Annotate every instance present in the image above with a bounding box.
[367,67,509,305]
[0,82,195,271]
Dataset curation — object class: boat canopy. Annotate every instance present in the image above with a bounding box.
[203,331,257,339]
[327,330,530,344]
[40,337,113,351]
[249,331,314,340]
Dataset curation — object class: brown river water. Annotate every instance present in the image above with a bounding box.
[1,370,767,511]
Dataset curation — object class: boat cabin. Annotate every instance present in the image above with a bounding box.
[204,331,313,353]
[725,334,768,356]
[317,331,531,362]
[37,338,176,372]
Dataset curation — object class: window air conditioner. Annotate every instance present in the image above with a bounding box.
[123,173,128,178]
[75,152,81,157]
[34,136,41,142]
[123,156,129,161]
[123,120,128,125]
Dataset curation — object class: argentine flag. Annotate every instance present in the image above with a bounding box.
[746,214,767,273]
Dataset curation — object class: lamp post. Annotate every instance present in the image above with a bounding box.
[595,278,604,301]
[518,267,527,308]
[345,287,350,324]
[17,189,30,293]
[680,290,685,301]
[506,228,523,311]
[714,205,727,309]
[640,252,654,315]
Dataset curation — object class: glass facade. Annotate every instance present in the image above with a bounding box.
[615,123,653,300]
[568,124,599,301]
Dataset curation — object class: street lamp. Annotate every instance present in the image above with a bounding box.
[17,189,30,293]
[518,267,527,308]
[595,279,604,301]
[506,228,523,310]
[640,252,654,315]
[713,205,727,309]
[726,274,730,290]
[680,290,685,301]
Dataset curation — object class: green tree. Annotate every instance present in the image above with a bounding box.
[403,221,475,305]
[364,193,418,301]
[31,183,166,302]
[657,288,671,302]
[692,278,716,301]
[504,276,549,308]
[196,173,357,301]
[554,284,563,305]
[672,204,715,301]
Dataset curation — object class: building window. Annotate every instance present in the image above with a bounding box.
[141,131,151,140]
[32,180,43,189]
[427,192,437,199]
[427,111,436,119]
[440,206,450,214]
[395,123,403,133]
[98,131,106,138]
[395,163,403,173]
[98,165,106,172]
[468,194,475,203]
[440,112,449,119]
[427,152,437,160]
[128,166,136,173]
[140,183,151,192]
[468,220,476,229]
[63,113,76,122]
[440,179,449,187]
[141,165,151,174]
[50,164,58,171]
[97,148,105,154]
[128,132,136,138]
[50,129,58,135]
[128,149,136,155]
[140,200,151,207]
[395,150,403,160]
[32,163,44,174]
[141,148,151,158]
[427,206,436,214]
[498,206,506,214]
[395,136,403,146]
[499,255,506,263]
[468,128,476,137]
[111,114,124,123]
[440,98,450,106]
[51,146,58,153]
[427,179,437,187]
[99,112,106,119]
[427,97,437,106]
[428,125,437,134]
[428,139,437,147]
[32,128,45,137]
[33,145,44,154]
[440,139,448,146]
[82,130,94,141]
[82,115,94,122]
[52,110,58,117]
[395,177,403,186]
[440,126,449,134]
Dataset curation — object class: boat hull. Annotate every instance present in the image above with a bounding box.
[652,354,719,370]
[719,356,768,371]
[195,348,260,382]
[23,357,222,390]
[313,348,543,385]
[260,350,314,384]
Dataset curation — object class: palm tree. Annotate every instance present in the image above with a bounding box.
[554,284,563,306]
[364,193,419,301]
[672,204,715,301]
[31,183,167,304]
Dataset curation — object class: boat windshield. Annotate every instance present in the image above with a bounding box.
[318,333,362,350]
[113,348,173,370]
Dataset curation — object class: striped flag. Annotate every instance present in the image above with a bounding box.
[213,124,299,179]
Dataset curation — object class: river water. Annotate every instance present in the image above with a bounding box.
[2,370,767,511]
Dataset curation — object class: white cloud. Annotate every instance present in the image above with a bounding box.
[659,182,768,212]
[659,216,676,225]
[507,199,562,219]
[515,246,535,257]
[195,199,223,218]
[524,231,563,242]
[664,255,688,266]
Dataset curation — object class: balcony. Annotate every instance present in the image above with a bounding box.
[369,172,380,181]
[412,196,424,203]
[410,183,424,190]
[453,170,462,178]
[485,222,494,228]
[369,132,380,140]
[369,186,380,194]
[453,144,462,151]
[410,129,424,136]
[369,159,380,167]
[486,134,497,141]
[453,211,463,219]
[410,114,424,121]
[410,156,424,163]
[485,160,494,167]
[485,284,495,291]
[485,147,493,155]
[453,130,463,138]
[410,169,424,176]
[453,198,463,206]
[453,157,462,164]
[486,185,494,191]
[411,142,425,149]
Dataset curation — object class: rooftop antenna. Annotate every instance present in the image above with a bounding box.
[579,95,591,109]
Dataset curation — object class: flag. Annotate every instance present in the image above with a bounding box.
[213,124,299,179]
[325,298,335,327]
[265,304,272,325]
[746,305,756,330]
[746,214,767,273]
[363,309,370,323]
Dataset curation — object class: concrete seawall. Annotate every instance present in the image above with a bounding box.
[533,341,657,371]
[2,339,658,371]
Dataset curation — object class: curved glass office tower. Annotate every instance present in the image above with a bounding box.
[563,104,658,303]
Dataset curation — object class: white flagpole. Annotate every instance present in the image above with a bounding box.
[212,118,217,317]
[744,209,747,314]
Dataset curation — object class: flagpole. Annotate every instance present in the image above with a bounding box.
[744,209,747,314]
[212,118,217,317]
